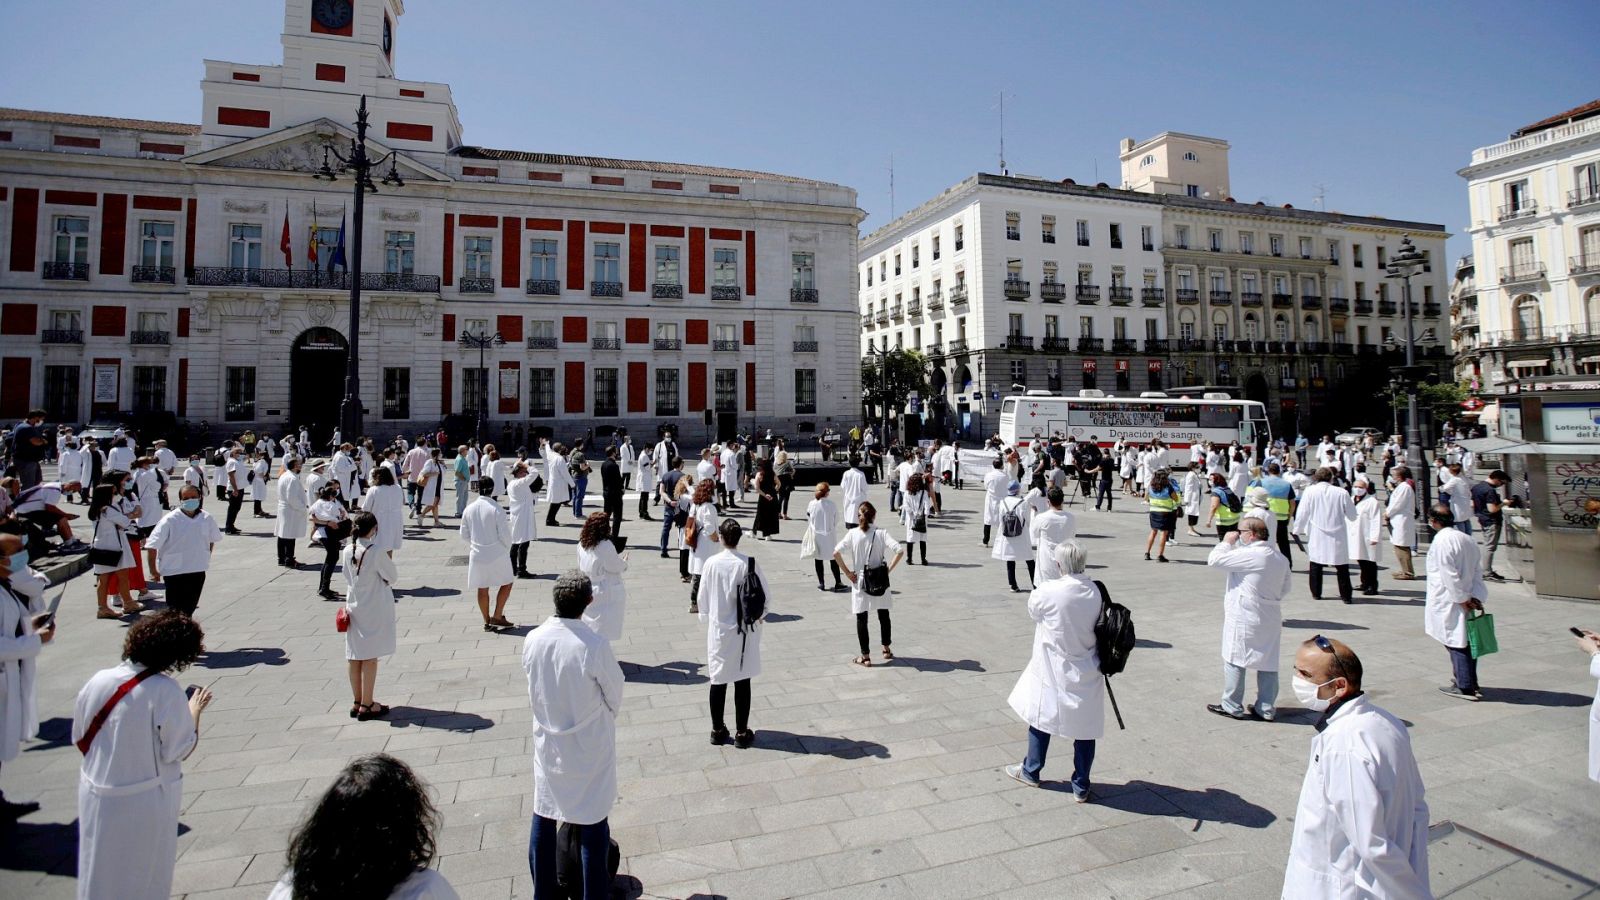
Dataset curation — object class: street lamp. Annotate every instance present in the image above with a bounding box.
[457,328,504,445]
[1386,234,1432,515]
[312,95,406,444]
[865,343,891,448]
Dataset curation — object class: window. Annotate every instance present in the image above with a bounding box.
[796,324,815,344]
[529,368,555,417]
[380,231,414,274]
[463,317,489,335]
[1043,260,1059,283]
[382,367,410,419]
[954,224,964,251]
[51,217,90,266]
[1377,283,1388,302]
[1352,244,1363,267]
[713,248,738,288]
[49,309,80,332]
[865,266,873,287]
[880,258,886,280]
[1109,223,1122,249]
[932,236,941,260]
[1303,316,1320,342]
[1044,315,1059,338]
[1041,216,1056,244]
[1174,225,1189,249]
[1079,316,1094,337]
[1327,240,1339,264]
[1179,318,1195,341]
[792,252,814,290]
[530,320,556,341]
[1514,295,1541,339]
[1301,276,1318,296]
[462,367,488,417]
[1184,151,1198,161]
[655,368,679,416]
[1275,316,1289,341]
[1508,237,1536,271]
[894,253,901,276]
[1377,246,1389,267]
[229,224,262,270]
[655,245,681,285]
[224,366,255,421]
[1238,232,1253,255]
[1242,314,1259,340]
[136,311,166,334]
[1186,184,1199,198]
[1076,220,1090,246]
[794,369,817,414]
[313,226,340,269]
[463,236,494,278]
[594,242,621,283]
[715,323,738,345]
[1506,180,1529,213]
[1355,282,1365,300]
[140,221,175,268]
[1140,225,1154,251]
[132,366,166,414]
[1577,163,1600,199]
[43,366,78,421]
[1208,229,1223,252]
[1269,234,1283,257]
[1010,360,1026,386]
[593,368,618,416]
[911,245,920,268]
[529,238,559,281]
[1212,317,1228,342]
[1145,319,1159,340]
[594,321,618,342]
[1298,237,1312,259]
[1005,212,1020,241]
[1424,285,1434,304]
[1210,272,1227,293]
[1008,313,1024,336]
[714,368,738,412]
[1115,366,1130,392]
[1113,317,1127,339]
[1357,325,1369,345]
[1177,271,1193,290]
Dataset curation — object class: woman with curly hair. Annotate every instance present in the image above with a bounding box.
[687,478,721,614]
[74,611,213,900]
[576,512,628,641]
[269,753,456,900]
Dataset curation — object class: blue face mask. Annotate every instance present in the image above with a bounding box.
[181,498,201,513]
[6,548,29,573]
[122,480,134,491]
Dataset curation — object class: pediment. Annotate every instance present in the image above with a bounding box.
[186,119,447,182]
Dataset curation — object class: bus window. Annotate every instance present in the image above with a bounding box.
[1002,399,1017,416]
[1198,405,1241,429]
[1239,420,1255,446]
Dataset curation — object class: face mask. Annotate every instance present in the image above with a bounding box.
[6,548,30,573]
[181,498,201,513]
[122,480,134,491]
[1292,674,1337,711]
[1353,486,1367,497]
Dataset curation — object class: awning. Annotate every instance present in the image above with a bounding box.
[1457,437,1600,456]
[1506,359,1551,370]
[1578,355,1600,364]
[1458,436,1525,454]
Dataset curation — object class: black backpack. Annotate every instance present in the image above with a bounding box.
[554,821,619,898]
[736,556,766,667]
[1000,499,1025,537]
[1217,487,1242,514]
[1092,580,1135,730]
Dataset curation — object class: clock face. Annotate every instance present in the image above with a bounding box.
[382,18,393,53]
[312,0,353,30]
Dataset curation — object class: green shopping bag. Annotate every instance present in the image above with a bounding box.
[1466,608,1498,658]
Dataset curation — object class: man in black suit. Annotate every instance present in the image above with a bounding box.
[600,446,624,537]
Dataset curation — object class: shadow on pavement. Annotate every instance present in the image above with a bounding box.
[763,613,803,623]
[1133,639,1173,649]
[1069,779,1277,829]
[750,730,890,759]
[23,717,73,753]
[887,656,984,673]
[0,818,78,876]
[197,647,289,668]
[384,708,494,732]
[394,586,460,598]
[1486,687,1590,707]
[1282,619,1369,631]
[623,661,708,685]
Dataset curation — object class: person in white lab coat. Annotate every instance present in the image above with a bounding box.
[358,466,406,558]
[1439,462,1473,535]
[460,478,515,632]
[1575,629,1600,783]
[540,439,575,526]
[331,443,359,502]
[74,612,214,900]
[249,451,272,518]
[506,461,539,578]
[1205,520,1292,721]
[341,512,398,721]
[686,478,721,613]
[0,535,51,821]
[839,464,868,528]
[88,481,141,619]
[634,443,656,521]
[1283,636,1430,899]
[698,519,770,748]
[718,440,743,509]
[992,481,1034,592]
[1347,477,1384,595]
[522,573,624,897]
[273,458,307,568]
[1384,465,1418,580]
[981,457,1010,546]
[1029,487,1077,583]
[834,501,905,667]
[1181,462,1208,536]
[1002,540,1104,801]
[1424,504,1488,701]
[1293,467,1357,603]
[900,472,932,565]
[576,512,628,642]
[694,447,718,485]
[805,482,843,591]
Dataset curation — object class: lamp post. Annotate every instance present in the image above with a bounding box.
[458,329,504,446]
[865,344,891,448]
[1385,234,1432,516]
[313,95,406,445]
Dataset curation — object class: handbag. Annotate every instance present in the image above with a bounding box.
[862,530,890,597]
[1466,608,1498,658]
[685,512,700,550]
[88,520,123,568]
[335,606,350,633]
[911,497,927,533]
[799,525,817,559]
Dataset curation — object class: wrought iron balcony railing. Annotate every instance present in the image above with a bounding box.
[1378,301,1397,316]
[41,329,83,344]
[526,278,561,296]
[1175,288,1199,304]
[1240,291,1263,307]
[592,338,621,350]
[1329,298,1350,313]
[1271,293,1293,308]
[41,261,89,281]
[1040,336,1071,352]
[188,267,441,291]
[591,280,623,297]
[1499,264,1546,284]
[1301,294,1322,310]
[526,336,558,349]
[793,340,819,352]
[1108,286,1133,305]
[1004,278,1031,300]
[1039,281,1066,302]
[1076,284,1101,304]
[1571,256,1600,276]
[131,265,175,284]
[1145,339,1169,353]
[949,284,969,305]
[1497,201,1538,221]
[1355,299,1374,315]
[1077,337,1103,353]
[1111,338,1138,353]
[712,339,740,351]
[130,330,170,345]
[459,276,495,294]
[1006,334,1034,350]
[1141,287,1164,306]
[907,301,922,317]
[790,287,818,303]
[946,339,969,354]
[1209,290,1233,305]
[654,338,681,350]
[711,285,741,301]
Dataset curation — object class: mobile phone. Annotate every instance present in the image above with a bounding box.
[40,586,65,629]
[1574,627,1589,638]
[185,685,201,699]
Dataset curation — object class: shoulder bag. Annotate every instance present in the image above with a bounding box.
[75,668,159,755]
[685,510,701,550]
[88,519,123,568]
[862,530,891,597]
[911,495,928,534]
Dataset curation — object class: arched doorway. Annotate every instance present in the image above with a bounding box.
[291,327,349,448]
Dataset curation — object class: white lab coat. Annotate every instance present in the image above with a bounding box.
[341,540,397,660]
[522,617,623,826]
[982,468,1010,526]
[1588,655,1600,783]
[805,497,838,561]
[719,448,740,493]
[1242,505,1275,532]
[0,568,46,762]
[506,475,539,544]
[839,467,868,524]
[635,448,656,496]
[991,496,1031,562]
[900,489,930,543]
[58,447,84,485]
[1228,460,1250,498]
[695,458,717,483]
[577,540,628,641]
[1282,694,1430,900]
[274,471,308,540]
[133,468,163,530]
[90,506,134,574]
[542,445,574,505]
[358,484,406,553]
[654,441,677,481]
[73,661,196,900]
[835,525,901,613]
[249,458,269,502]
[1007,573,1105,739]
[331,451,358,498]
[1029,508,1078,582]
[935,445,957,482]
[459,496,513,589]
[698,548,770,684]
[687,501,720,574]
[1385,481,1417,548]
[487,457,509,498]
[1207,540,1292,670]
[1347,494,1383,563]
[1293,482,1356,565]
[618,441,636,475]
[1424,526,1485,648]
[1182,471,1206,517]
[1439,475,1472,526]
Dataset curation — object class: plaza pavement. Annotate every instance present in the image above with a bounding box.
[2,474,1598,899]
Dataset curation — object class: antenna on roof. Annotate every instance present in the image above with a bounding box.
[997,90,1008,176]
[1313,183,1327,211]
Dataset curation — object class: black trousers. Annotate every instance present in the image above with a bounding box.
[982,525,992,545]
[814,558,842,587]
[320,538,341,593]
[679,548,689,579]
[856,609,891,655]
[638,491,651,519]
[689,573,701,609]
[544,501,566,526]
[511,541,530,575]
[709,679,751,733]
[1096,479,1113,510]
[604,494,623,537]
[276,537,296,565]
[1357,559,1379,592]
[1275,518,1293,563]
[164,572,206,616]
[225,490,244,530]
[1309,562,1353,600]
[1006,559,1036,590]
[904,541,927,564]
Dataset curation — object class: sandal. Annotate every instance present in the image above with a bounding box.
[349,702,363,719]
[96,609,122,620]
[362,703,390,720]
[852,655,873,667]
[483,622,501,632]
[490,615,515,628]
[881,647,894,661]
[122,603,145,615]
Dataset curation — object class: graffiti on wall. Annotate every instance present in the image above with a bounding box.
[1549,457,1600,529]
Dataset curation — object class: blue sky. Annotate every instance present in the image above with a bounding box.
[3,1,1596,259]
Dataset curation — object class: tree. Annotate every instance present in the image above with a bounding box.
[861,349,930,427]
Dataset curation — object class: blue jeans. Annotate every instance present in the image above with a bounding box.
[573,475,589,517]
[1022,726,1095,796]
[1221,661,1279,717]
[659,506,676,552]
[406,481,421,514]
[1447,645,1479,693]
[1453,522,1473,535]
[530,815,609,900]
[454,477,469,517]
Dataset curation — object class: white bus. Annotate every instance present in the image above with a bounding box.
[998,390,1271,468]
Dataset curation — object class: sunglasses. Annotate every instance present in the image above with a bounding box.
[1311,634,1350,682]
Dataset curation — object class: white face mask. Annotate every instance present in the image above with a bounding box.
[1292,674,1338,711]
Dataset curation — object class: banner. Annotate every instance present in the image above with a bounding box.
[1115,359,1129,372]
[92,364,118,404]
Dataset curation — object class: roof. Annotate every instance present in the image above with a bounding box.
[452,146,843,188]
[0,107,200,136]
[1511,98,1600,138]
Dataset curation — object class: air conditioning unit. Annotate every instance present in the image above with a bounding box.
[1078,389,1106,398]
[1202,392,1232,400]
[1139,391,1169,398]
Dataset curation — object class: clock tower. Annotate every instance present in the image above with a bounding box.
[282,0,403,87]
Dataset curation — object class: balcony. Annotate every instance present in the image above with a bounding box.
[41,261,89,281]
[1497,201,1538,222]
[793,341,818,353]
[790,287,819,303]
[1075,284,1101,304]
[1301,294,1322,310]
[1141,287,1164,306]
[1176,338,1208,353]
[925,342,942,357]
[949,284,969,307]
[188,267,442,291]
[890,304,904,320]
[926,291,944,311]
[1456,310,1480,329]
[1077,337,1103,353]
[1108,286,1133,305]
[1240,291,1263,308]
[907,300,922,317]
[1006,228,1020,240]
[654,338,681,351]
[1498,264,1546,284]
[1271,293,1293,309]
[460,276,496,294]
[591,337,621,350]
[1110,239,1123,250]
[591,280,623,297]
[1570,256,1600,276]
[1111,338,1138,354]
[526,336,557,350]
[130,330,170,346]
[1143,242,1155,252]
[642,282,681,300]
[1422,303,1441,318]
[946,339,969,354]
[365,272,442,292]
[1077,237,1091,247]
[860,313,873,329]
[41,329,83,344]
[1208,290,1233,305]
[1355,299,1373,315]
[1175,288,1200,305]
[131,265,175,284]
[711,284,741,301]
[1041,336,1072,352]
[1329,298,1349,313]
[1004,278,1031,300]
[1040,281,1067,302]
[712,339,740,352]
[1378,301,1398,316]
[875,310,889,325]
[1145,339,1168,353]
[1570,187,1600,210]
[1006,334,1034,351]
[1302,341,1331,354]
[1042,233,1056,244]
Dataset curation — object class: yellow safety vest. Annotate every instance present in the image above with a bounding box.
[1149,489,1181,513]
[1268,495,1291,516]
[1214,491,1240,526]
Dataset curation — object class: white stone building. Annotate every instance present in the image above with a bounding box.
[1456,99,1600,392]
[0,0,863,447]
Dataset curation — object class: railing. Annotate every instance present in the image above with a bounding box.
[591,337,621,350]
[1042,233,1056,244]
[1141,287,1164,306]
[1329,298,1349,313]
[1301,294,1322,310]
[130,330,170,345]
[861,313,873,328]
[1110,239,1123,249]
[1006,334,1034,350]
[1209,290,1232,305]
[1378,301,1397,315]
[1478,326,1579,346]
[1215,340,1237,354]
[1143,243,1155,252]
[1075,284,1100,303]
[793,340,818,352]
[712,340,740,351]
[711,285,741,301]
[946,338,969,354]
[1499,264,1546,284]
[41,329,84,344]
[1240,291,1263,307]
[1111,338,1138,353]
[1077,337,1103,352]
[188,266,441,291]
[1271,293,1293,309]
[1077,237,1090,247]
[526,336,557,349]
[790,287,818,303]
[1456,311,1479,328]
[591,280,623,297]
[1301,341,1330,354]
[41,261,89,281]
[1569,187,1600,209]
[890,304,904,319]
[654,338,682,350]
[1040,281,1066,302]
[1472,115,1600,164]
[1497,201,1538,222]
[908,300,922,317]
[925,342,942,356]
[1006,228,1020,240]
[875,310,889,324]
[1109,286,1133,305]
[1004,278,1031,300]
[1145,339,1168,353]
[1040,336,1071,352]
[1175,288,1199,304]
[1176,338,1208,352]
[131,265,175,284]
[926,291,944,310]
[651,282,684,299]
[1422,304,1441,318]
[949,284,969,305]
[526,278,561,296]
[459,276,495,294]
[1572,256,1600,276]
